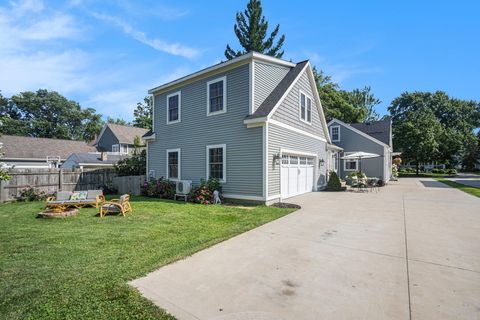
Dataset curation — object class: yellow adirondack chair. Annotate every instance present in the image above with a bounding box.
[99,194,132,217]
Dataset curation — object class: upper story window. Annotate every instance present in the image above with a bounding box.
[299,90,312,124]
[207,76,227,116]
[207,144,226,182]
[166,149,180,180]
[112,144,119,153]
[167,91,181,124]
[330,125,340,142]
[121,145,129,154]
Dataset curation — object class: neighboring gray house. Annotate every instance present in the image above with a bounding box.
[144,51,332,203]
[0,135,96,169]
[95,123,149,154]
[327,118,393,183]
[61,152,128,170]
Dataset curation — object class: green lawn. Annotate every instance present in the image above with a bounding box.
[0,197,295,319]
[434,178,480,198]
[399,172,455,178]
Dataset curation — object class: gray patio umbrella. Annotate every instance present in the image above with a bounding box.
[340,151,381,173]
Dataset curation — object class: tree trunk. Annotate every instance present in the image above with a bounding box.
[416,161,420,175]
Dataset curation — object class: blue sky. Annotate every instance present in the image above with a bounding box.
[1,0,479,120]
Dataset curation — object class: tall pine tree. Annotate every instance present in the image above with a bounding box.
[225,0,285,60]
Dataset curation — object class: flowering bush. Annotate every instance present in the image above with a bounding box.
[18,187,53,201]
[189,185,213,204]
[141,177,176,199]
[188,177,222,204]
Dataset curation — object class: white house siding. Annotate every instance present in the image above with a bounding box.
[271,70,326,139]
[253,61,290,112]
[268,123,328,199]
[147,63,264,198]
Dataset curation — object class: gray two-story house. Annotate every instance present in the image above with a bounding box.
[144,52,332,204]
[328,118,393,183]
[95,123,149,154]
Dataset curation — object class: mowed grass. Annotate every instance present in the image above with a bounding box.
[434,178,480,198]
[0,197,295,319]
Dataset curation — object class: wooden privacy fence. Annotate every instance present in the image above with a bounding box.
[113,175,146,196]
[0,168,117,202]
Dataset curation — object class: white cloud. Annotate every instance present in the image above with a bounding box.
[90,12,200,59]
[9,0,44,14]
[0,50,90,95]
[83,67,191,119]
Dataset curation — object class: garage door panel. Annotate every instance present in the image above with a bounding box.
[281,154,315,199]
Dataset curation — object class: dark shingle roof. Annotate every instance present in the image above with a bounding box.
[69,153,127,165]
[142,129,153,138]
[246,60,309,120]
[350,118,391,146]
[106,124,149,144]
[0,135,96,160]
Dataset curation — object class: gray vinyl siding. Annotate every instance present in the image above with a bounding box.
[329,121,387,181]
[96,127,119,152]
[268,123,327,197]
[271,70,326,139]
[253,61,290,112]
[147,64,264,197]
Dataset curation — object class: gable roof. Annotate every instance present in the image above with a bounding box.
[98,124,149,145]
[66,153,127,165]
[0,135,96,160]
[244,60,331,143]
[245,61,309,120]
[148,51,296,95]
[349,118,391,146]
[328,118,392,149]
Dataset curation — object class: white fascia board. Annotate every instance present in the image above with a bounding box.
[328,118,391,149]
[305,63,331,144]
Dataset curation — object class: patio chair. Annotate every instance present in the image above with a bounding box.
[99,194,132,217]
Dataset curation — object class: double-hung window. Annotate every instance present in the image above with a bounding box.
[207,76,226,116]
[344,153,358,171]
[112,144,119,153]
[299,90,312,123]
[167,91,181,124]
[166,149,180,180]
[330,125,340,142]
[206,144,226,182]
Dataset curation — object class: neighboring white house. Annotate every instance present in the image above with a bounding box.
[61,152,128,170]
[0,135,96,169]
[144,51,332,204]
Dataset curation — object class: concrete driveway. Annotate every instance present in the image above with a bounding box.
[131,178,480,320]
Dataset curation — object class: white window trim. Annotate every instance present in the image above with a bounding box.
[330,125,341,142]
[206,144,227,183]
[166,91,181,124]
[343,153,358,171]
[298,89,312,125]
[112,144,119,153]
[166,148,181,181]
[121,144,129,154]
[206,76,227,116]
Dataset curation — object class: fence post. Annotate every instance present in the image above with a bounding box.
[59,169,63,191]
[0,179,4,203]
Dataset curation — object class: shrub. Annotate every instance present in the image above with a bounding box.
[432,168,447,174]
[326,171,343,191]
[188,177,223,204]
[17,187,53,201]
[114,150,146,176]
[189,185,212,204]
[141,177,175,199]
[446,168,457,175]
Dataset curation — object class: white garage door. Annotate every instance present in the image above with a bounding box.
[281,154,315,199]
